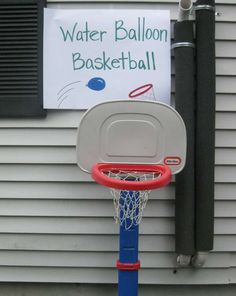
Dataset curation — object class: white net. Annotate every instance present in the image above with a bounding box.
[103,169,162,230]
[111,189,150,229]
[138,87,156,101]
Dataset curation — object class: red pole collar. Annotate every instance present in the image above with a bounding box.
[116,260,141,271]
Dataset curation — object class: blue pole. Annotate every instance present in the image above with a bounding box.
[117,191,140,296]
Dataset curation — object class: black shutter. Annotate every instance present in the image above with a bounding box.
[0,0,46,117]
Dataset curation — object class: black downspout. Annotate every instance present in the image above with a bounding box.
[173,21,196,257]
[195,0,216,252]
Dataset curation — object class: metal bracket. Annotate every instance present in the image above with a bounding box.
[176,254,192,267]
[193,4,220,16]
[195,5,215,12]
[191,252,209,268]
[171,42,195,50]
[215,11,221,17]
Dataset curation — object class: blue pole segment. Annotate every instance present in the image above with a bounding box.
[118,190,140,296]
[118,224,139,296]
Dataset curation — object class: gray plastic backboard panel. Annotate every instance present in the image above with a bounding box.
[76,100,186,174]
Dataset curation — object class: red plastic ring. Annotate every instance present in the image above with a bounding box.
[91,163,172,191]
[116,260,141,270]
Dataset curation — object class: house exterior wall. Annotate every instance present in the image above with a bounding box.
[0,0,235,292]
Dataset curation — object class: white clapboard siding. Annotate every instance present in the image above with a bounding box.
[211,0,236,288]
[0,147,76,164]
[0,128,77,146]
[0,216,234,236]
[0,234,173,252]
[0,0,234,286]
[0,164,91,182]
[215,148,236,165]
[216,41,236,58]
[215,166,236,183]
[0,251,229,269]
[0,233,234,252]
[0,199,174,217]
[216,59,236,75]
[0,266,231,284]
[216,112,236,129]
[216,131,236,147]
[0,182,174,200]
[0,112,83,128]
[215,184,236,200]
[0,199,233,219]
[0,217,174,235]
[216,95,236,111]
[216,23,236,40]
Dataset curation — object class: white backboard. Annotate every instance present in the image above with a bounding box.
[76,100,186,174]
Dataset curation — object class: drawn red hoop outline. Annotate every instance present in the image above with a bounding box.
[129,84,153,98]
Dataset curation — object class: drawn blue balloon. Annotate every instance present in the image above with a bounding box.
[87,77,106,91]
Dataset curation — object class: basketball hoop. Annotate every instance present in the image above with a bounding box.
[129,84,156,101]
[92,163,171,229]
[77,100,187,295]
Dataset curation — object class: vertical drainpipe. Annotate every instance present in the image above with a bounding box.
[173,0,195,267]
[192,0,216,267]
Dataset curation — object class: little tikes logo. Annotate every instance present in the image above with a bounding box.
[164,157,181,166]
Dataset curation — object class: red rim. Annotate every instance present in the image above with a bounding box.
[129,84,153,98]
[91,163,172,190]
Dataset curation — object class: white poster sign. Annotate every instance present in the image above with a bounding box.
[44,8,171,109]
